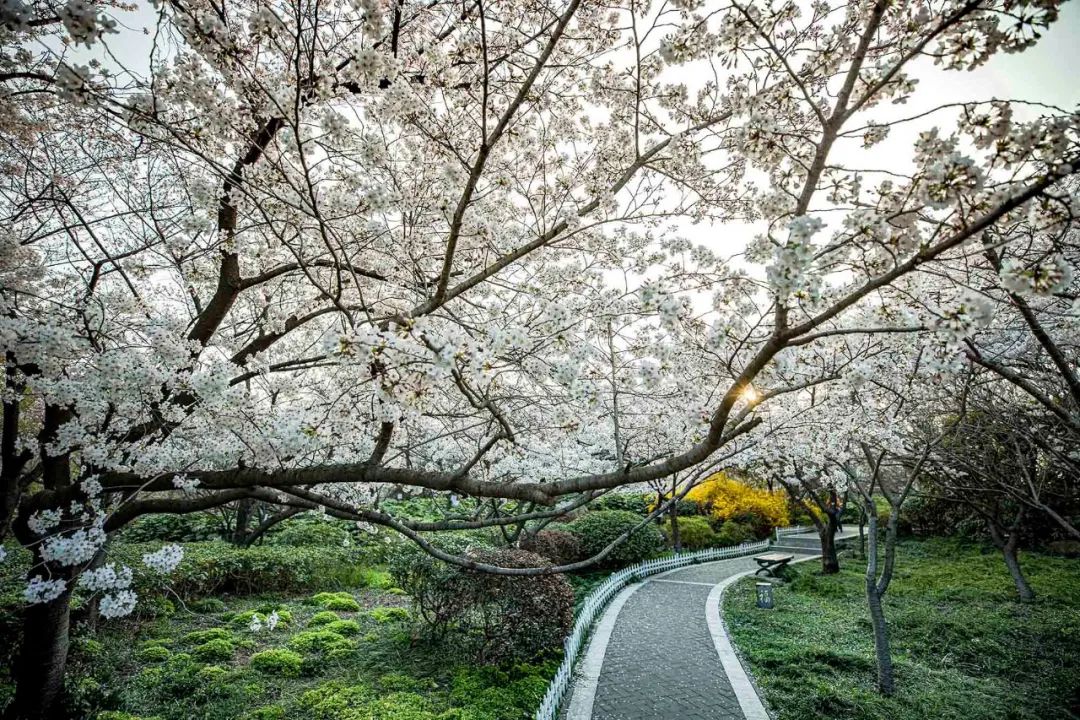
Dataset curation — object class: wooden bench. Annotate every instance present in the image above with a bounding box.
[754,553,795,578]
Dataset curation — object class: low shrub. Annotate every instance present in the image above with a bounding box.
[323,620,361,636]
[287,630,355,655]
[120,513,224,543]
[310,592,361,612]
[519,529,581,565]
[193,638,235,662]
[660,516,717,549]
[367,607,409,623]
[188,598,227,614]
[114,542,369,598]
[591,493,652,515]
[136,645,171,663]
[394,546,573,663]
[686,474,790,536]
[250,648,304,677]
[715,520,754,547]
[266,519,352,548]
[182,628,233,645]
[308,611,341,627]
[568,510,663,567]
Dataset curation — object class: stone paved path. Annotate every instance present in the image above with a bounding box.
[561,551,819,720]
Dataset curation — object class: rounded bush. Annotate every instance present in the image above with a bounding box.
[308,610,341,627]
[182,628,233,645]
[716,520,754,547]
[568,510,663,568]
[519,529,580,565]
[287,630,355,655]
[310,592,361,612]
[324,619,361,636]
[250,648,304,677]
[367,607,409,623]
[137,645,171,663]
[661,516,717,549]
[194,638,235,662]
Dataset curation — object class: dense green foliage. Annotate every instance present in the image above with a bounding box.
[391,545,573,662]
[112,542,371,599]
[519,529,581,565]
[660,516,716,549]
[724,539,1080,720]
[567,510,662,568]
[56,585,555,720]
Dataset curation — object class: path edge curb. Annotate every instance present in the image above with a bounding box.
[705,554,822,720]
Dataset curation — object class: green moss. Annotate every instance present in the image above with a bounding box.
[287,630,355,655]
[196,665,230,683]
[194,638,235,662]
[359,568,394,589]
[367,607,409,623]
[309,592,361,612]
[323,620,361,636]
[182,628,233,645]
[244,705,286,720]
[249,648,304,677]
[137,645,172,663]
[308,610,341,627]
[230,610,267,627]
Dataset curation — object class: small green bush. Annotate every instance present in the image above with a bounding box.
[182,628,234,645]
[519,529,581,565]
[568,510,663,567]
[308,610,341,627]
[245,706,286,720]
[113,542,369,598]
[137,645,172,663]
[323,619,361,636]
[196,665,230,683]
[661,516,717,549]
[287,630,355,655]
[591,492,652,515]
[188,598,227,614]
[715,520,754,546]
[194,638,235,662]
[367,607,409,623]
[359,568,395,589]
[267,518,352,548]
[250,648,304,677]
[310,592,361,612]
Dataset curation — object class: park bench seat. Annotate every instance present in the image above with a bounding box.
[754,552,795,578]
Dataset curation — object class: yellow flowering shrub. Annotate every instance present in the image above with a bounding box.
[686,473,790,533]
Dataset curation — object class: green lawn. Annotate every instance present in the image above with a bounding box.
[64,584,555,720]
[724,538,1080,720]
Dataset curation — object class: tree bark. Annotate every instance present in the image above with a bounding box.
[864,511,895,696]
[819,511,840,574]
[670,477,681,552]
[6,589,73,720]
[1001,536,1035,602]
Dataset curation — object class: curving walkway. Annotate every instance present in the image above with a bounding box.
[559,550,820,720]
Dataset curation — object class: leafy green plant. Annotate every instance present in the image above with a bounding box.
[715,520,754,546]
[568,510,663,567]
[308,611,341,627]
[309,592,361,612]
[193,638,235,662]
[660,516,717,549]
[249,648,304,677]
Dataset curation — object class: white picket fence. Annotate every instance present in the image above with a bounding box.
[532,537,771,720]
[774,524,814,541]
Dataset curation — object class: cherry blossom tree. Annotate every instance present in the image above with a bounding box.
[1,0,1078,716]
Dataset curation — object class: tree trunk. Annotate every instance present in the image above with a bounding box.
[670,477,681,553]
[1001,537,1035,603]
[820,514,840,574]
[857,506,866,560]
[7,589,73,720]
[232,498,254,545]
[866,587,894,696]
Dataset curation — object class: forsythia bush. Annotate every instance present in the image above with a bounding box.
[686,474,790,534]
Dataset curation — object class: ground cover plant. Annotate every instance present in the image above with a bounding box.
[724,539,1080,720]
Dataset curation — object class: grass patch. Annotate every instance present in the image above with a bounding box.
[63,588,557,720]
[724,538,1080,720]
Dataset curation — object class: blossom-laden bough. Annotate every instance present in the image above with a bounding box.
[1,0,1078,716]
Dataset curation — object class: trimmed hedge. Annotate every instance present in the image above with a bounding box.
[113,542,369,599]
[568,510,663,568]
[660,516,717,549]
